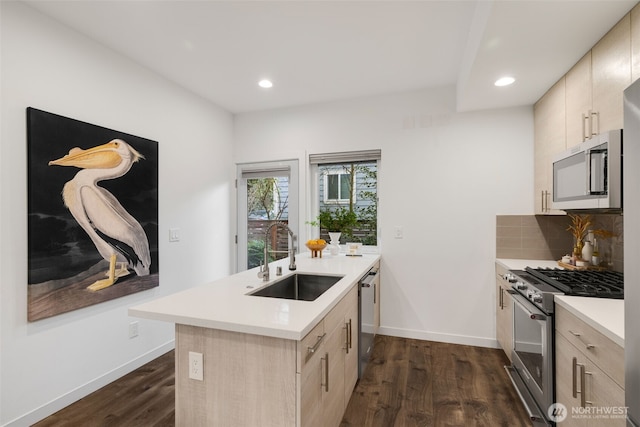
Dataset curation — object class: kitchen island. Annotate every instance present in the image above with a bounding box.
[130,253,380,426]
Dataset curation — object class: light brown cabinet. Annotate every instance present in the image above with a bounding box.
[495,262,513,360]
[564,14,631,148]
[175,284,359,427]
[535,11,634,215]
[300,284,358,427]
[372,265,381,335]
[566,52,593,145]
[534,78,566,214]
[555,305,625,426]
[592,14,631,134]
[631,3,640,81]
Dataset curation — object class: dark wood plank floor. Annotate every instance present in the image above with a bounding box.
[341,335,532,427]
[34,335,532,426]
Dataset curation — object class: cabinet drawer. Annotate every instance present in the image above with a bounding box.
[297,320,325,373]
[556,305,624,388]
[556,333,625,426]
[325,285,357,334]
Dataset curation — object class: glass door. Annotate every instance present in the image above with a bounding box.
[237,160,298,272]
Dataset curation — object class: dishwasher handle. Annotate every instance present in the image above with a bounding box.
[360,268,378,287]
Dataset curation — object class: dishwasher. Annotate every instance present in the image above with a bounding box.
[358,265,379,378]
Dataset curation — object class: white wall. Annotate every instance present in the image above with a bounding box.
[0,3,234,425]
[234,86,534,348]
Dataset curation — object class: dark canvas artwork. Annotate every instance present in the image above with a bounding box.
[27,108,159,321]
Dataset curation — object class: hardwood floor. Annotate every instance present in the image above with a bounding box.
[341,335,532,427]
[34,336,531,426]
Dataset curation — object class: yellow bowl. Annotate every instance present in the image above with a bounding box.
[305,242,327,251]
[306,242,327,258]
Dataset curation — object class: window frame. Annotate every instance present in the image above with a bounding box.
[323,171,355,205]
[308,150,380,250]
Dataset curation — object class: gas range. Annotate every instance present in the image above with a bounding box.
[504,267,624,314]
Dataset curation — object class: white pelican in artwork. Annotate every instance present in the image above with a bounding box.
[49,139,151,291]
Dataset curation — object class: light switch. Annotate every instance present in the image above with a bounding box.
[169,228,180,242]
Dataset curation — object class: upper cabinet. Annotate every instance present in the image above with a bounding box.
[534,9,635,215]
[565,52,592,145]
[631,4,640,81]
[592,14,631,134]
[534,78,566,215]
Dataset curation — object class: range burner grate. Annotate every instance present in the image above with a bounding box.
[525,267,624,299]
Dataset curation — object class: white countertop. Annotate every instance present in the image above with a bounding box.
[129,253,380,341]
[496,258,561,270]
[555,295,624,347]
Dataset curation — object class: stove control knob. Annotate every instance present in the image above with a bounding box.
[526,290,535,298]
[504,274,517,283]
[532,294,543,304]
[516,282,527,290]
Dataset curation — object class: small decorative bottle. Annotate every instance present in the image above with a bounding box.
[581,241,593,265]
[591,238,600,266]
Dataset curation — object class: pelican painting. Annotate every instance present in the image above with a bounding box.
[27,107,159,321]
[49,139,151,291]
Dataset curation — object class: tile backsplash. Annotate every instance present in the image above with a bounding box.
[496,214,623,272]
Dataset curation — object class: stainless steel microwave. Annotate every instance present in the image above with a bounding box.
[552,129,622,211]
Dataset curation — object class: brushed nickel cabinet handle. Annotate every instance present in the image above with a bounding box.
[374,283,377,304]
[307,333,326,358]
[569,330,596,350]
[572,357,578,398]
[580,363,585,407]
[321,353,329,392]
[499,286,504,309]
[343,323,349,352]
[348,318,353,350]
[583,113,589,141]
[591,111,599,136]
[541,190,545,212]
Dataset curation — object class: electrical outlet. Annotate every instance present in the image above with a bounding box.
[189,351,203,381]
[394,226,404,239]
[128,321,139,339]
[169,228,180,242]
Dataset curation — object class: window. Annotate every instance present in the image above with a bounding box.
[236,160,298,271]
[310,150,380,246]
[324,170,353,204]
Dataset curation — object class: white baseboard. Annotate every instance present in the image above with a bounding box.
[377,326,500,349]
[3,340,175,427]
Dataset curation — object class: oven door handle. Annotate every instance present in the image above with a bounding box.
[511,292,548,321]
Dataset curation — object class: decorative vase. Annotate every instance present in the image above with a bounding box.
[328,232,341,255]
[581,241,593,264]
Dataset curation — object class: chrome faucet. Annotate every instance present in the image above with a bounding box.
[259,221,297,281]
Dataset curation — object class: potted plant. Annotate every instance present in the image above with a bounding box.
[308,207,357,246]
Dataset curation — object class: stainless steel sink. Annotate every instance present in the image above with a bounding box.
[249,273,344,301]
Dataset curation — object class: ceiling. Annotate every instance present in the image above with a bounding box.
[25,0,638,114]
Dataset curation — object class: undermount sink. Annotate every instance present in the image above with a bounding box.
[249,273,344,301]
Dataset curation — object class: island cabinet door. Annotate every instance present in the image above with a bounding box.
[298,350,323,427]
[298,320,325,427]
[344,288,359,402]
[323,315,346,427]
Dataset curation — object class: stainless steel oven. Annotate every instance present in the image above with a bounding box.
[503,267,624,427]
[507,291,555,426]
[504,270,562,426]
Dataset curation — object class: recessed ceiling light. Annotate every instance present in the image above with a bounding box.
[495,76,515,87]
[258,79,273,89]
